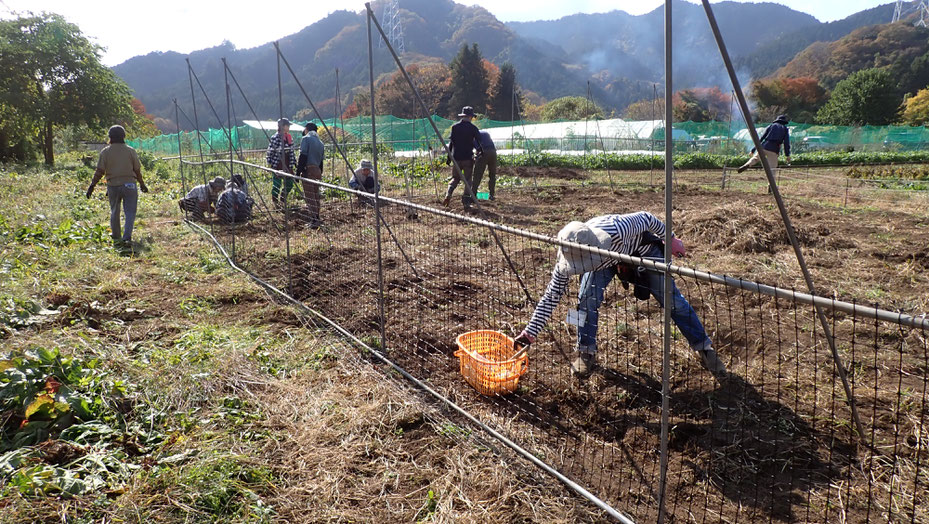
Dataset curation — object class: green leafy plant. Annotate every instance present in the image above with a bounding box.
[0,348,163,497]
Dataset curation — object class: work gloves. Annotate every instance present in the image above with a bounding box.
[513,330,535,349]
[85,185,95,199]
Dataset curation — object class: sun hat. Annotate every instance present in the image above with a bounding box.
[359,159,373,169]
[554,221,613,275]
[209,176,226,190]
[277,117,291,127]
[457,106,476,118]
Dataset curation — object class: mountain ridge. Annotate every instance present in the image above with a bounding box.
[112,1,900,131]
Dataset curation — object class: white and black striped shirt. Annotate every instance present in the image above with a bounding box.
[525,212,667,338]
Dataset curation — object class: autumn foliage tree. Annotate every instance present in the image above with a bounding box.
[540,96,604,121]
[902,88,929,126]
[750,77,827,123]
[671,87,732,122]
[623,97,665,121]
[374,64,453,118]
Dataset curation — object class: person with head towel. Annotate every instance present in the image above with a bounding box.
[513,212,726,378]
[349,159,380,205]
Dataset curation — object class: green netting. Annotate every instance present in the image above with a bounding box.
[128,117,929,156]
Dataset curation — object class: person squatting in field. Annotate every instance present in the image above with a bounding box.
[267,118,296,208]
[215,174,254,224]
[85,125,149,245]
[349,159,380,205]
[442,106,483,210]
[513,211,726,378]
[178,177,226,221]
[737,114,791,173]
[296,122,325,227]
[472,129,498,200]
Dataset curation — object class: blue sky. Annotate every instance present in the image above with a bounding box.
[0,0,891,66]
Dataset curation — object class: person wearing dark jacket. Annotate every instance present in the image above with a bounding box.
[441,106,483,210]
[472,130,498,200]
[737,115,791,173]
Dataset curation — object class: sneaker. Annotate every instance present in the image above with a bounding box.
[736,165,748,174]
[571,352,597,377]
[488,194,495,201]
[441,196,450,207]
[699,348,727,375]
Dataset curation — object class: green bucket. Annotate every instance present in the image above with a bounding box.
[476,192,490,200]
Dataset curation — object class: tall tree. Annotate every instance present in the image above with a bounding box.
[448,43,489,117]
[487,63,521,121]
[540,96,604,121]
[750,77,827,123]
[623,97,665,121]
[0,14,135,164]
[902,88,929,126]
[816,68,900,126]
[375,64,452,118]
[671,88,732,122]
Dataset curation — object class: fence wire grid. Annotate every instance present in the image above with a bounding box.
[178,153,929,523]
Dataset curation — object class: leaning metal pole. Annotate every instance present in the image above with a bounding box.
[367,13,389,353]
[657,1,673,522]
[364,2,535,306]
[174,100,187,197]
[272,43,424,281]
[699,0,867,445]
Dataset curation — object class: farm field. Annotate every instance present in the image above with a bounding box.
[0,159,603,522]
[198,158,929,522]
[2,156,928,522]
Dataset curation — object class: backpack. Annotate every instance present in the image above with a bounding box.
[216,188,254,224]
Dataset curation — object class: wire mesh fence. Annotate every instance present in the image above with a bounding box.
[180,156,929,523]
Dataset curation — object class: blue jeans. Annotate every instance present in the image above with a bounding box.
[576,245,711,354]
[107,183,138,242]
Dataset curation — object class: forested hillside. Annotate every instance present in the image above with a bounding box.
[111,0,911,132]
[774,22,929,93]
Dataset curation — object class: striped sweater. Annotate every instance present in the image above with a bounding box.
[524,212,668,338]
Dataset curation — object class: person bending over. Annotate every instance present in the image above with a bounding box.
[514,211,725,378]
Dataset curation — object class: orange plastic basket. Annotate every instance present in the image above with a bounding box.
[454,330,529,396]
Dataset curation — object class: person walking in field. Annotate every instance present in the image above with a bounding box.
[442,106,483,211]
[267,118,296,209]
[737,115,791,173]
[512,211,725,378]
[472,129,498,201]
[85,125,149,245]
[296,122,325,227]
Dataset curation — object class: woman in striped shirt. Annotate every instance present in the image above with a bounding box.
[514,211,725,377]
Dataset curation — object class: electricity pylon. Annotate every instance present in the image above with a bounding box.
[379,0,405,54]
[893,0,929,26]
